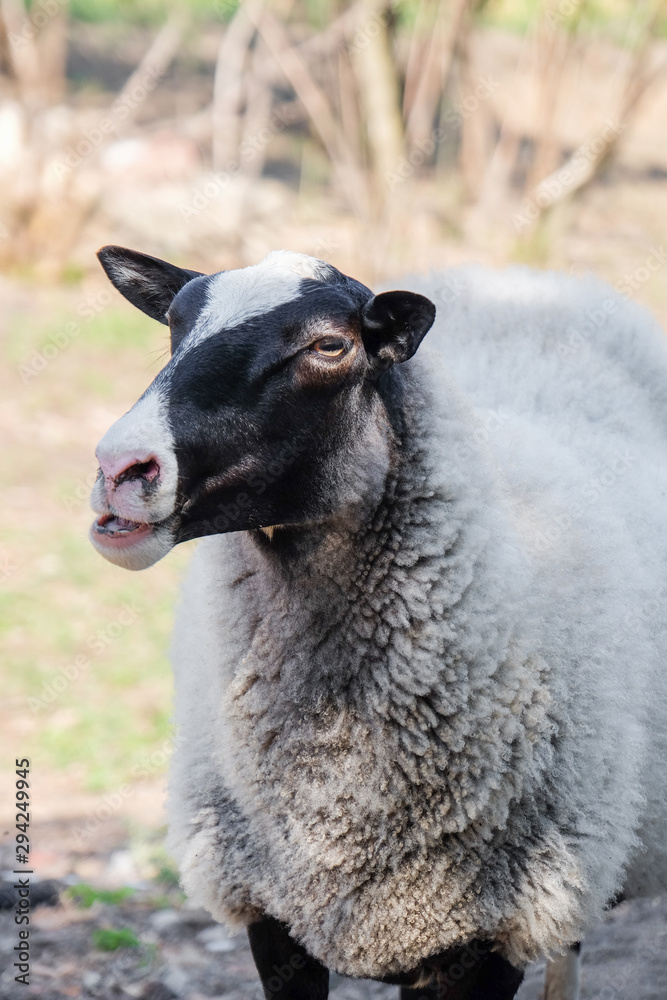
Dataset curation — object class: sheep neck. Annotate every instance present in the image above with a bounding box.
[223,358,554,844]
[233,360,540,707]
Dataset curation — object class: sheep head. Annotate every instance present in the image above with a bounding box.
[89,246,436,570]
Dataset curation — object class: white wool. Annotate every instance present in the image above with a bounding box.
[166,265,667,979]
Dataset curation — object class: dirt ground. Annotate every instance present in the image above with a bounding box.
[0,813,665,1000]
[0,854,665,999]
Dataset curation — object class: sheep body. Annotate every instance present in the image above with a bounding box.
[167,265,667,979]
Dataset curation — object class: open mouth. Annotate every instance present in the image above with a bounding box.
[92,513,154,548]
[90,511,174,570]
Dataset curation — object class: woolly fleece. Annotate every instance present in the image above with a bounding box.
[167,265,667,979]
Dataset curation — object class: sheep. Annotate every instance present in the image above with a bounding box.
[89,245,667,1000]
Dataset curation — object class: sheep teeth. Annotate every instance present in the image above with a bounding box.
[95,514,145,534]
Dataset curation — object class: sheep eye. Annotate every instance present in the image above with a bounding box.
[313,337,347,358]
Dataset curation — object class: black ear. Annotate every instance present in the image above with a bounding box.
[360,291,436,372]
[97,245,204,325]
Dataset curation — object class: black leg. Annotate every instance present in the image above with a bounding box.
[247,915,329,1000]
[400,983,440,1000]
[397,941,524,1000]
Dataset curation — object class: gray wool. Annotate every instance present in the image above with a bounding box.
[167,266,667,978]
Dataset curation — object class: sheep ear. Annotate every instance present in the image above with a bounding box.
[97,245,204,325]
[360,291,436,371]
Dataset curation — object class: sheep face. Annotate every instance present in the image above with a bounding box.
[89,247,435,570]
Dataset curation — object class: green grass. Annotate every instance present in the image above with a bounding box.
[69,884,135,908]
[67,0,238,25]
[480,0,667,42]
[0,290,194,793]
[93,927,141,950]
[0,515,187,788]
[28,0,667,39]
[3,302,166,372]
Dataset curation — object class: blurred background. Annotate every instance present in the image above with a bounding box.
[2,0,667,994]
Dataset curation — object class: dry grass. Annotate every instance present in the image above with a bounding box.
[0,289,195,800]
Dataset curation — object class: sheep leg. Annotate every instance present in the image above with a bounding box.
[247,915,329,1000]
[543,943,581,1000]
[397,941,524,1000]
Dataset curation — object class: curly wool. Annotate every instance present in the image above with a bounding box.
[167,266,667,978]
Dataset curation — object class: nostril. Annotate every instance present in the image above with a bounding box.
[117,458,160,485]
[96,451,161,486]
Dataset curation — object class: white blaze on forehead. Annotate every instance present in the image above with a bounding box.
[184,250,333,349]
[91,388,178,524]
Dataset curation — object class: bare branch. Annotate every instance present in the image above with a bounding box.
[1,0,43,103]
[212,2,256,170]
[114,10,188,128]
[405,0,469,153]
[248,4,369,216]
[349,0,404,196]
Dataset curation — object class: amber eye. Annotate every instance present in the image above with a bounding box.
[313,337,348,358]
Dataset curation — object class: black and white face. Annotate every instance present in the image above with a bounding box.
[89,247,435,570]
